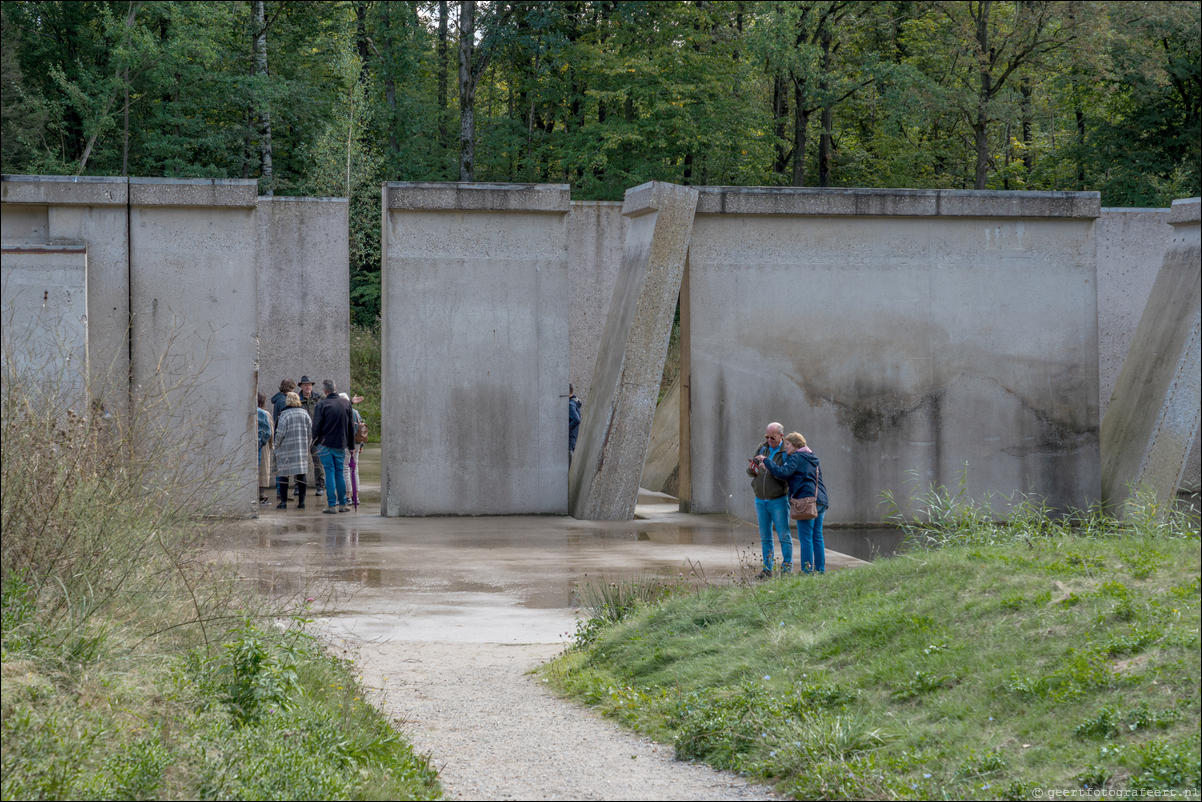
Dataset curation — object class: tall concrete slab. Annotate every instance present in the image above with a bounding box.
[569,182,698,520]
[129,178,260,514]
[682,187,1101,524]
[568,201,628,407]
[1,175,129,415]
[1101,198,1202,513]
[381,182,570,516]
[256,197,350,396]
[1,243,88,408]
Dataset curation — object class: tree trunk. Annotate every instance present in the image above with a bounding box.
[818,24,834,187]
[1075,104,1086,190]
[792,82,810,187]
[1021,77,1033,173]
[255,0,273,196]
[122,66,130,176]
[458,0,476,181]
[382,2,399,155]
[772,73,790,175]
[973,0,992,190]
[356,2,369,78]
[438,0,449,151]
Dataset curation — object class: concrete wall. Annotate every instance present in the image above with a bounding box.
[681,187,1102,525]
[1101,198,1201,512]
[257,197,350,398]
[568,201,628,407]
[380,182,571,516]
[1,243,88,407]
[2,176,129,415]
[128,178,260,513]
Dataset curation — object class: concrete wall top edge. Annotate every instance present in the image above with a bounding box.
[1168,197,1201,225]
[258,196,349,203]
[570,200,624,207]
[1100,207,1171,214]
[694,186,1101,218]
[2,174,127,205]
[384,181,571,212]
[621,180,699,218]
[130,177,257,207]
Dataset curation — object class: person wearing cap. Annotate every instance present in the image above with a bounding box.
[297,375,325,498]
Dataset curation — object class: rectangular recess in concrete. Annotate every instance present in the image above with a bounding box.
[1,243,89,409]
[381,182,570,516]
[683,187,1101,525]
[1101,198,1201,514]
[130,198,259,514]
[256,197,350,398]
[569,182,698,520]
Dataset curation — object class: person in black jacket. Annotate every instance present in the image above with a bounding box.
[270,378,296,424]
[311,379,355,514]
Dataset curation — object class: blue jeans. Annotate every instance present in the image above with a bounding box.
[316,445,348,507]
[795,504,828,573]
[755,496,792,571]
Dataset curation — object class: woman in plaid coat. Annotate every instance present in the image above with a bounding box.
[273,392,312,509]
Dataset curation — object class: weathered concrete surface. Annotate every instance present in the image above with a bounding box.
[683,187,1102,525]
[2,176,129,415]
[694,186,1101,218]
[1101,198,1202,512]
[129,178,259,514]
[1097,208,1199,494]
[568,201,628,407]
[640,375,681,495]
[256,197,350,397]
[1,243,88,407]
[381,182,570,516]
[570,182,698,520]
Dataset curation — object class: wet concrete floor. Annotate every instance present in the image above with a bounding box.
[219,446,867,643]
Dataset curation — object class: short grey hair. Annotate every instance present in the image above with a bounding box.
[322,379,337,394]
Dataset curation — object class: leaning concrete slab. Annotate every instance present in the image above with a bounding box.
[1101,198,1202,514]
[683,187,1102,525]
[568,201,628,407]
[381,182,570,516]
[1,175,129,416]
[129,178,260,515]
[256,197,350,398]
[1,243,88,409]
[569,182,698,520]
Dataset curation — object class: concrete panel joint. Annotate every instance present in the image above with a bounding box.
[569,181,698,520]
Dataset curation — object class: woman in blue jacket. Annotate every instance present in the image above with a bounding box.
[758,432,829,574]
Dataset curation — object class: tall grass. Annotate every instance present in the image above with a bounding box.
[1,316,439,799]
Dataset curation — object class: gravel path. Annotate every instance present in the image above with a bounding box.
[351,640,779,801]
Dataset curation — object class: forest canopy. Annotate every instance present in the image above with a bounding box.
[3,0,1199,322]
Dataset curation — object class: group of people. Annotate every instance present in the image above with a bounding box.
[256,375,367,514]
[748,421,829,578]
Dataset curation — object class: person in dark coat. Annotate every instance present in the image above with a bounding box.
[311,379,355,514]
[760,431,829,574]
[568,384,582,466]
[271,378,296,424]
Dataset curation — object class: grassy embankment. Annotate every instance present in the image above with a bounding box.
[1,355,437,799]
[544,495,1200,800]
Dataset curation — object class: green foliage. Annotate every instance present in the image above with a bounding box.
[349,323,382,441]
[2,2,1198,323]
[1128,736,1202,792]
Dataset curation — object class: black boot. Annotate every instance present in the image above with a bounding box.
[296,476,307,509]
[276,478,288,509]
